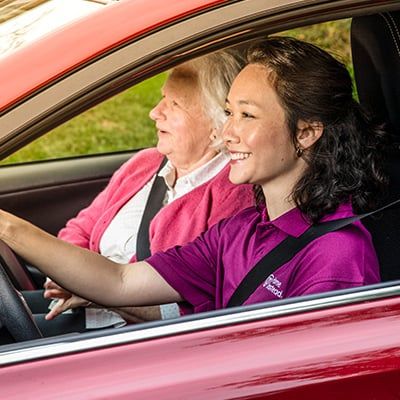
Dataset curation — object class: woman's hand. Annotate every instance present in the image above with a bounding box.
[44,278,91,320]
[45,295,91,320]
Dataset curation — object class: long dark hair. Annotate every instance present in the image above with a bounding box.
[249,36,387,223]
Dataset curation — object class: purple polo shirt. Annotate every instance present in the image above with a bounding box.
[147,203,380,313]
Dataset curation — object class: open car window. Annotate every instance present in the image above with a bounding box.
[0,73,165,165]
[0,19,351,165]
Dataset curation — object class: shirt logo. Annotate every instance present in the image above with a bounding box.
[263,274,283,298]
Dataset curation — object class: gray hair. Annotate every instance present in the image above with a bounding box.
[173,49,247,132]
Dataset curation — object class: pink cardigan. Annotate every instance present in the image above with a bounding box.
[58,148,254,260]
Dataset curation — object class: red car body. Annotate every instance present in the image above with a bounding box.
[0,0,400,398]
[0,0,227,112]
[2,295,400,399]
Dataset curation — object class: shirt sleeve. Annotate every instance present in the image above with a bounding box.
[146,220,224,313]
[293,279,364,297]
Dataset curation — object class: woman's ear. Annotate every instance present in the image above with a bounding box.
[209,128,224,151]
[209,128,218,142]
[296,120,324,150]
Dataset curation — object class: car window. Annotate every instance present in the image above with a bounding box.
[0,19,351,166]
[0,72,166,164]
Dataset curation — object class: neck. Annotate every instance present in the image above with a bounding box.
[264,193,296,221]
[174,149,218,179]
[260,166,305,221]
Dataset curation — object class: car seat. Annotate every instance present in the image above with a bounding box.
[351,11,400,281]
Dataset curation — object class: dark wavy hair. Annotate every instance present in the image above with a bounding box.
[249,36,387,223]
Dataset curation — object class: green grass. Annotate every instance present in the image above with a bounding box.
[280,19,355,89]
[1,73,167,164]
[281,19,352,65]
[1,19,352,165]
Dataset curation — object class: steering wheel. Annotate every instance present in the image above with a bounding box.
[0,239,37,290]
[0,240,42,341]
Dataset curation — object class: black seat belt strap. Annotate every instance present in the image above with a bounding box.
[136,157,168,261]
[227,198,400,308]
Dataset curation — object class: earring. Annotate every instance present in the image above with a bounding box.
[296,146,303,158]
[209,130,223,153]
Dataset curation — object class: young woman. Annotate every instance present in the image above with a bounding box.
[0,37,386,318]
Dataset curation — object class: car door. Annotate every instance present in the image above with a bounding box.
[1,285,400,399]
[0,152,133,236]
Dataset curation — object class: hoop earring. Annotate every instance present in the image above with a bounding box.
[296,146,304,158]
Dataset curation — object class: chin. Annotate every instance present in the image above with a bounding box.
[156,141,172,156]
[228,171,249,185]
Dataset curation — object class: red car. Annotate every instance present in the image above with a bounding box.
[1,0,400,398]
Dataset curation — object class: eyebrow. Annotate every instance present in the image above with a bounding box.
[225,98,261,107]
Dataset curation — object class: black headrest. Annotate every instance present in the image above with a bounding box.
[351,12,400,138]
[351,12,400,281]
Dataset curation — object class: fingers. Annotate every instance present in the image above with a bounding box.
[44,279,59,289]
[45,298,68,320]
[45,295,91,320]
[43,279,71,300]
[43,288,71,299]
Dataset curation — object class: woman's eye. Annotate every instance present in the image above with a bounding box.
[224,108,232,117]
[172,100,179,107]
[241,112,254,119]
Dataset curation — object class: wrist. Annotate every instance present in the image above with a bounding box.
[0,210,13,243]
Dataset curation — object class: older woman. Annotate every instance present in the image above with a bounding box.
[1,37,385,322]
[24,49,254,333]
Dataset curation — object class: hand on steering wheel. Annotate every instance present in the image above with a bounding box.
[0,240,42,341]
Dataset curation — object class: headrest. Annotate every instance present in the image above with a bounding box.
[351,12,400,138]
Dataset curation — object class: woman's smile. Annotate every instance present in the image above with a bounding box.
[229,151,252,162]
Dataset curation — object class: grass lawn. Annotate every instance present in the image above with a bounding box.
[1,19,352,165]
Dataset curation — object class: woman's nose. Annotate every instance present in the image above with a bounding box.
[149,99,165,121]
[222,120,239,144]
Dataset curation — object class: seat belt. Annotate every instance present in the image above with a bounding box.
[136,157,168,261]
[227,198,400,308]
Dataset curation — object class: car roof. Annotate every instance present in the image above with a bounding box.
[0,0,117,57]
[0,0,232,111]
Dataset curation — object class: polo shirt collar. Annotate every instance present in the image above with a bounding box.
[262,201,354,238]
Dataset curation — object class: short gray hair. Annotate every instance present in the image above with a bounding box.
[174,48,247,132]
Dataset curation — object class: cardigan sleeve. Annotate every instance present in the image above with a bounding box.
[58,148,162,249]
[57,159,133,248]
[207,170,254,228]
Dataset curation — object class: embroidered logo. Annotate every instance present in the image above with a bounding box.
[263,274,283,298]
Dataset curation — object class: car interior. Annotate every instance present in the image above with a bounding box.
[351,11,400,282]
[1,7,400,350]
